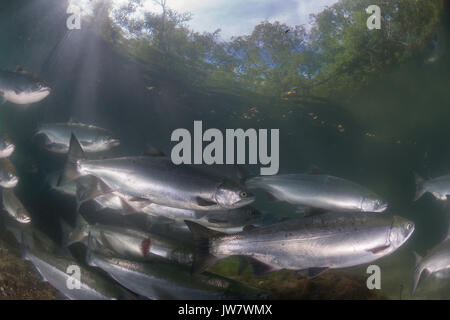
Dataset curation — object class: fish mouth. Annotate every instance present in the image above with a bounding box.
[374,203,389,212]
[6,86,51,104]
[4,177,18,188]
[109,139,120,147]
[1,144,15,157]
[377,203,389,212]
[19,216,31,224]
[34,86,51,97]
[38,86,51,93]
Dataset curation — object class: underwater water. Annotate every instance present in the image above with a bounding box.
[0,0,449,300]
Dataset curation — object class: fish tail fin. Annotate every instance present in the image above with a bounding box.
[75,176,112,211]
[184,220,223,274]
[85,232,96,267]
[19,230,32,260]
[413,173,426,201]
[67,214,89,246]
[58,133,85,186]
[412,251,423,295]
[75,181,87,212]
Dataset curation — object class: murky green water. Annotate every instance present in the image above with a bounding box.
[0,0,449,299]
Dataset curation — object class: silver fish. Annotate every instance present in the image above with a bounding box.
[24,247,134,300]
[0,158,18,188]
[412,236,450,294]
[186,212,414,277]
[2,189,31,224]
[0,133,15,158]
[146,216,195,244]
[60,134,254,211]
[76,180,260,234]
[414,173,450,201]
[192,207,262,233]
[0,68,50,105]
[246,173,387,212]
[2,212,58,253]
[65,214,193,265]
[87,249,267,300]
[35,121,119,154]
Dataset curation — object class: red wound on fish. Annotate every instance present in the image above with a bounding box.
[141,239,151,256]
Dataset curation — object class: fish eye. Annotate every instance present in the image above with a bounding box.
[405,223,412,230]
[240,191,247,198]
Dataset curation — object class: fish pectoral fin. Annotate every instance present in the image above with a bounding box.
[119,198,139,215]
[367,244,391,255]
[143,146,166,157]
[306,267,329,279]
[195,197,217,207]
[98,231,117,255]
[303,207,328,217]
[266,192,280,202]
[152,216,175,224]
[242,225,257,232]
[193,211,207,219]
[128,196,148,202]
[127,197,153,208]
[207,217,228,224]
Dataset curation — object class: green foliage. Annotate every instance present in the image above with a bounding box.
[309,0,444,99]
[101,0,444,103]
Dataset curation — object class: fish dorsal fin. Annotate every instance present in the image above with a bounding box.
[143,147,166,157]
[15,66,25,73]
